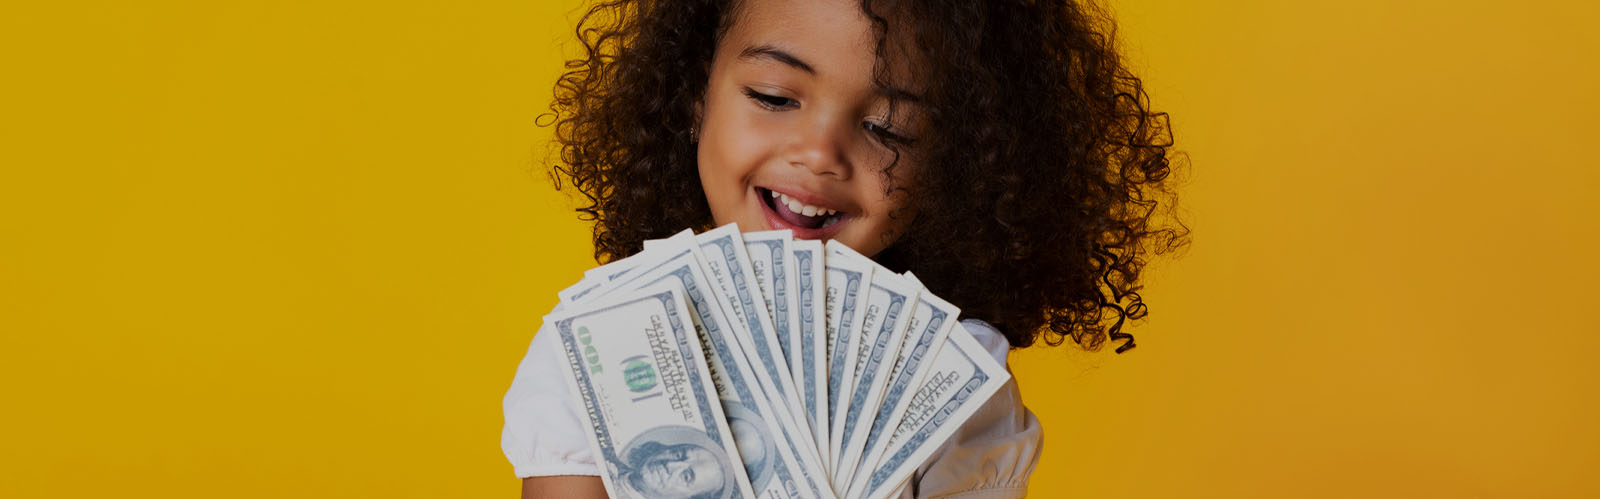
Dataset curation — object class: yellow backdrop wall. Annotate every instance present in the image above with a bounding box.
[2,0,1596,497]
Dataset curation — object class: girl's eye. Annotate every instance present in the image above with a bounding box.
[863,120,915,146]
[743,88,798,110]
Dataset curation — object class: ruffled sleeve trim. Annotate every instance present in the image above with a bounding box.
[500,322,602,478]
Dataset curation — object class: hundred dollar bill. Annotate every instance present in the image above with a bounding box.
[823,240,880,467]
[559,230,694,305]
[694,224,809,434]
[822,240,874,466]
[548,282,756,499]
[847,277,961,488]
[743,230,818,453]
[556,275,606,306]
[790,239,830,459]
[845,327,1010,499]
[584,250,650,282]
[586,235,834,499]
[559,270,627,305]
[741,230,800,389]
[831,270,919,487]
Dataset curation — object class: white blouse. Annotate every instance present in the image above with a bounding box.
[501,318,1042,498]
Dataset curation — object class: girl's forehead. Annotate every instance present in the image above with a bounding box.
[717,0,924,95]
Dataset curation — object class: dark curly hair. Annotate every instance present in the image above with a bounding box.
[543,0,1188,353]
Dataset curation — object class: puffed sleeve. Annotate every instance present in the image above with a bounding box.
[500,321,602,478]
[898,319,1044,498]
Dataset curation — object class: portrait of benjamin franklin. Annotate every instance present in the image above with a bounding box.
[617,426,738,499]
[720,402,775,490]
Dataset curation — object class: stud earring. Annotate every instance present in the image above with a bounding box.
[689,125,698,143]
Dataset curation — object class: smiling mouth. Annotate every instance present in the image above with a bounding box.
[759,187,843,230]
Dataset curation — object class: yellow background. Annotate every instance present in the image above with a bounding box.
[2,0,1596,497]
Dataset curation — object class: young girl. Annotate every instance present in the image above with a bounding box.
[504,0,1184,496]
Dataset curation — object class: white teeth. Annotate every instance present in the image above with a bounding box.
[772,191,834,218]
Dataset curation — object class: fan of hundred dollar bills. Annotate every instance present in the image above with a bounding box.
[547,223,1009,499]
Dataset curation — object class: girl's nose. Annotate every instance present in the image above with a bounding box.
[788,119,852,181]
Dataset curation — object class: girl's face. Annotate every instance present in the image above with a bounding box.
[696,0,923,258]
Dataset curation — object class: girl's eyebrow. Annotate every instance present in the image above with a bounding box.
[879,87,923,104]
[738,44,817,75]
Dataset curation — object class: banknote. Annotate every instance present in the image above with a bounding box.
[741,230,801,391]
[588,236,833,498]
[556,275,604,305]
[547,282,756,499]
[548,224,1016,498]
[831,270,920,487]
[695,224,810,434]
[584,250,648,281]
[823,240,884,468]
[822,240,874,466]
[790,239,830,460]
[847,278,961,489]
[845,327,1011,499]
[560,230,693,304]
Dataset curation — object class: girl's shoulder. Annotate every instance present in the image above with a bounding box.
[903,319,1044,499]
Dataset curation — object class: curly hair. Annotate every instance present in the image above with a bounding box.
[544,0,1188,353]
